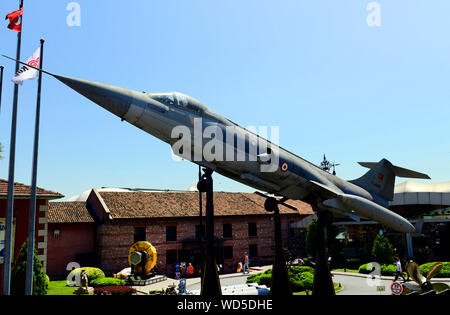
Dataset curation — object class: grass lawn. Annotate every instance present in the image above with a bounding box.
[293,282,343,295]
[46,281,93,295]
[333,268,359,273]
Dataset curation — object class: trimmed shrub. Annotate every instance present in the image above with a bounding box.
[419,262,450,278]
[258,274,272,287]
[90,277,126,288]
[11,241,47,295]
[67,267,105,285]
[299,272,314,289]
[247,268,314,292]
[289,266,314,275]
[290,280,305,292]
[94,286,136,295]
[288,272,314,292]
[358,263,399,276]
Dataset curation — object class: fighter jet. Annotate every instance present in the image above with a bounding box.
[4,56,431,234]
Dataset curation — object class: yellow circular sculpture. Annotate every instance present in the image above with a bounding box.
[128,241,157,275]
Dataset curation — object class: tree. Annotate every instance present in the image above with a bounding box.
[11,240,48,295]
[305,218,328,259]
[0,142,3,160]
[371,234,395,264]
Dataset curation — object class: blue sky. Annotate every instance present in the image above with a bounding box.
[0,0,449,200]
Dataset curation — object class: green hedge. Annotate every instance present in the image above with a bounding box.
[358,262,450,278]
[419,262,450,278]
[246,267,314,292]
[290,272,314,292]
[68,267,105,284]
[90,277,125,287]
[358,263,397,276]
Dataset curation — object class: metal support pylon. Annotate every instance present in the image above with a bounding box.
[312,210,335,296]
[264,197,292,296]
[198,168,222,296]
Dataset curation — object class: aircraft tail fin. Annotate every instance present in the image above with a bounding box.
[350,159,430,201]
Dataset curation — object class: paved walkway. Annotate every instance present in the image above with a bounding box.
[332,271,450,282]
[132,267,450,295]
[331,271,450,295]
[133,266,272,294]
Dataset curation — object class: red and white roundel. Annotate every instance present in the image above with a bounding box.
[27,57,40,68]
[280,162,289,172]
[391,282,403,295]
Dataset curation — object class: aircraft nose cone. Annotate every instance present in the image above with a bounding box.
[54,75,132,118]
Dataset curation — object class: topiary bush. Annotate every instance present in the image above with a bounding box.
[420,262,450,278]
[11,241,47,295]
[67,267,105,286]
[90,277,125,288]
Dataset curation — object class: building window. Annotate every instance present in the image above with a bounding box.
[166,249,177,265]
[223,246,233,260]
[223,224,232,239]
[134,227,146,243]
[195,225,205,241]
[249,244,258,257]
[166,226,177,242]
[248,222,257,237]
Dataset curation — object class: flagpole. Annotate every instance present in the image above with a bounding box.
[25,39,44,296]
[0,65,4,113]
[2,0,23,295]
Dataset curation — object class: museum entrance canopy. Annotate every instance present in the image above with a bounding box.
[390,180,450,218]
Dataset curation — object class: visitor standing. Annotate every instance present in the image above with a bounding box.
[187,263,195,277]
[394,255,406,282]
[243,252,250,274]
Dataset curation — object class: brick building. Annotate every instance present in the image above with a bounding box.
[47,189,313,278]
[0,179,63,293]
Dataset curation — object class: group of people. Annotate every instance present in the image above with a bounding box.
[174,253,252,280]
[237,252,250,274]
[175,262,197,280]
[394,255,413,283]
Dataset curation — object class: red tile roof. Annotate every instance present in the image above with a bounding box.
[0,179,64,199]
[97,191,314,220]
[48,202,94,223]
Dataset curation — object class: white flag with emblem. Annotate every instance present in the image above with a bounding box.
[11,47,40,85]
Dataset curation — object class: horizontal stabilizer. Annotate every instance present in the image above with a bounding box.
[358,162,431,179]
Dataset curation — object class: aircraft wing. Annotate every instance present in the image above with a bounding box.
[308,180,341,199]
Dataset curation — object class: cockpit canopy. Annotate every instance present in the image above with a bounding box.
[147,92,209,115]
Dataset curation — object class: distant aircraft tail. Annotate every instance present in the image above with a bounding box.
[350,159,430,201]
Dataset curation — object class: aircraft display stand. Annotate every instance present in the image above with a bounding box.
[312,210,335,296]
[198,168,222,296]
[264,197,292,296]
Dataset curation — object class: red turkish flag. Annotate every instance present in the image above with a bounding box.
[5,8,23,32]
